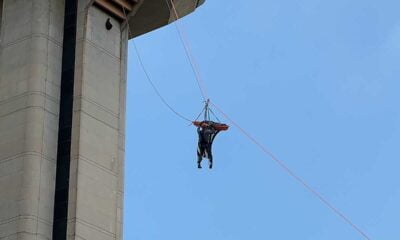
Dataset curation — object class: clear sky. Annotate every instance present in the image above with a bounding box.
[124,0,400,239]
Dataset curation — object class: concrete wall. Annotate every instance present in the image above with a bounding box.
[0,0,3,37]
[128,0,204,38]
[0,0,65,239]
[0,1,126,239]
[66,2,127,240]
[0,0,203,239]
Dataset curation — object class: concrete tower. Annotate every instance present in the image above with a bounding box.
[0,0,204,239]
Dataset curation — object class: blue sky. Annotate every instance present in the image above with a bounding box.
[124,0,400,239]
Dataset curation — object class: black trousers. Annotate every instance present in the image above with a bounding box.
[197,143,213,165]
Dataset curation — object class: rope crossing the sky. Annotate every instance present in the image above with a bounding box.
[165,0,209,101]
[165,1,373,239]
[126,2,373,240]
[123,8,192,123]
[132,41,193,123]
[210,101,372,240]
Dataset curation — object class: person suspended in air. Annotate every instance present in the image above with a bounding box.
[193,100,229,169]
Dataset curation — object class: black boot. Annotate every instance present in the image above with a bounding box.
[197,156,203,169]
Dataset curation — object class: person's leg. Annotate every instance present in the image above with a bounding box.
[207,146,213,169]
[197,144,204,168]
[197,155,202,168]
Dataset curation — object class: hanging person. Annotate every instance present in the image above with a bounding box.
[194,120,229,169]
[193,100,229,169]
[196,121,219,169]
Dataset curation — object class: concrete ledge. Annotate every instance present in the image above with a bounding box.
[128,0,205,38]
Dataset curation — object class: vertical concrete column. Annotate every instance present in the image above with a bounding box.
[0,0,3,36]
[66,2,127,240]
[0,0,65,239]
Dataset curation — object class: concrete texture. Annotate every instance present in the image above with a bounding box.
[0,0,203,239]
[128,0,204,38]
[66,2,127,239]
[0,0,65,239]
[0,0,3,37]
